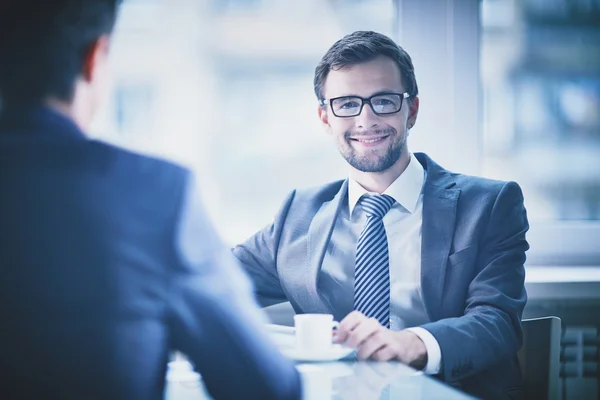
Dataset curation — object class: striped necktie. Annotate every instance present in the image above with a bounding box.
[354,194,395,328]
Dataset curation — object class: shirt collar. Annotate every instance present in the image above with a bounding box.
[348,153,425,215]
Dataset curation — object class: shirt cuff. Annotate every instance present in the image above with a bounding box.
[405,327,442,375]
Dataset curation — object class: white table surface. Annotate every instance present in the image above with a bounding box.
[162,265,600,400]
[165,360,473,400]
[164,331,474,400]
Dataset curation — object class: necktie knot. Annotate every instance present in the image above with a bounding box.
[360,194,395,219]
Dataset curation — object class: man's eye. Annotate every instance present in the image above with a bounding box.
[340,101,360,109]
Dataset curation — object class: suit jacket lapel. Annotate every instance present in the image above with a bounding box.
[417,153,460,321]
[301,179,348,313]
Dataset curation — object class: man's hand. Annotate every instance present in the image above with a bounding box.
[335,311,428,370]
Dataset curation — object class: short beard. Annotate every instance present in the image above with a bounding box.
[341,128,405,173]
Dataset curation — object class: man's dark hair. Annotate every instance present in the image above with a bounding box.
[314,31,418,103]
[0,0,121,104]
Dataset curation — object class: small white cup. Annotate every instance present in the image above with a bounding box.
[294,314,339,352]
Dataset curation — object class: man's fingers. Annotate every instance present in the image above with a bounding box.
[339,310,365,331]
[336,311,366,342]
[356,330,387,360]
[344,317,381,348]
[371,344,397,362]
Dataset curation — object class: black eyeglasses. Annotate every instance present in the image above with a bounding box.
[320,92,410,118]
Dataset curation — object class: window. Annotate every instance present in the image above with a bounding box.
[92,0,599,266]
[481,0,600,265]
[92,0,397,243]
[482,0,600,221]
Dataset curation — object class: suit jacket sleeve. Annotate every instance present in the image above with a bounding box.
[232,190,297,307]
[420,181,529,382]
[167,172,301,400]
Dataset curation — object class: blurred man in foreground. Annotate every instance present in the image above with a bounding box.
[0,1,301,399]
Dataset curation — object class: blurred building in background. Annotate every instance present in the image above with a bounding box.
[92,0,397,243]
[91,0,599,258]
[482,0,600,221]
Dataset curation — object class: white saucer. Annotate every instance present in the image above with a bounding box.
[282,344,355,362]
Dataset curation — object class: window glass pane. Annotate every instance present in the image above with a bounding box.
[481,0,600,221]
[91,0,397,244]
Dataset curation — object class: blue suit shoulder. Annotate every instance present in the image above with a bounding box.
[275,180,346,218]
[86,139,192,188]
[415,152,524,203]
[450,172,525,206]
[451,170,521,192]
[294,179,346,202]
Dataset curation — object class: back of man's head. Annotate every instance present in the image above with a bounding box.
[0,0,120,106]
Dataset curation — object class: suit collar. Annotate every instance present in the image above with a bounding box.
[416,152,460,321]
[0,104,85,139]
[414,152,457,192]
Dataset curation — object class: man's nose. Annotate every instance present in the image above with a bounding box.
[355,102,379,130]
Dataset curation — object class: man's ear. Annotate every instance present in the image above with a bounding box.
[317,105,333,134]
[81,35,111,83]
[406,96,419,129]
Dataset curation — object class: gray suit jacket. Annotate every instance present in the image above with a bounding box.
[234,152,529,399]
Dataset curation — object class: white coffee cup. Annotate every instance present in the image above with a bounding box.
[294,314,339,352]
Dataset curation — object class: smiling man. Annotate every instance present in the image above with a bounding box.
[234,31,529,399]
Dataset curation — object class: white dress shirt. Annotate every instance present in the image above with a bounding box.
[321,153,441,374]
